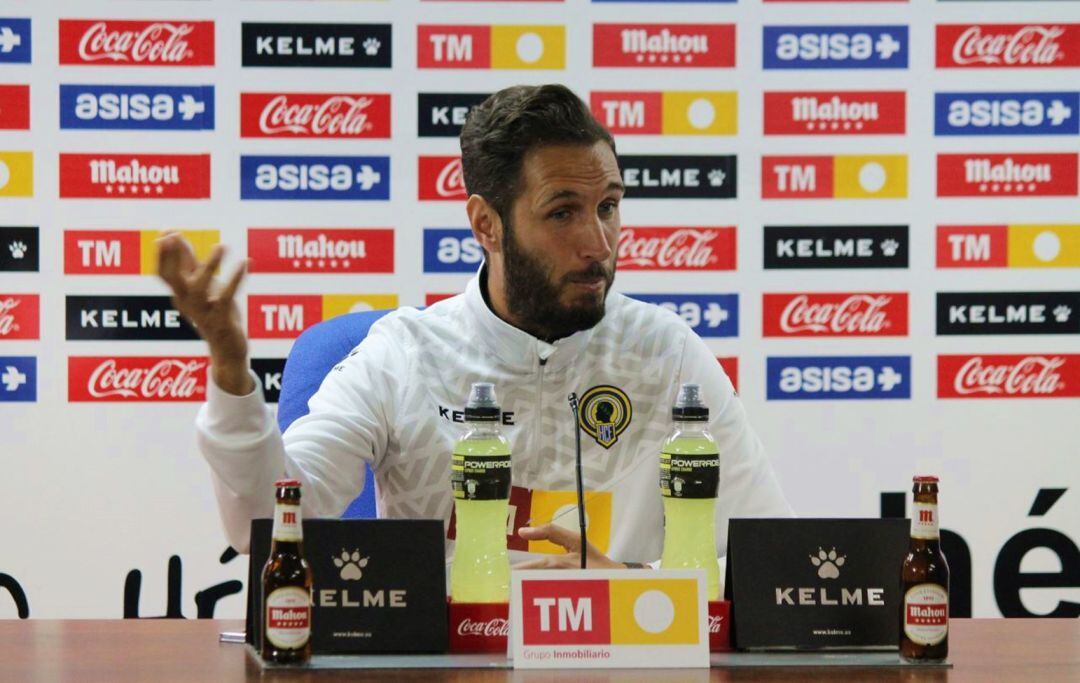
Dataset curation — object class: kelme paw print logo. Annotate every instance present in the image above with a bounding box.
[880,239,899,257]
[363,37,381,56]
[333,549,369,581]
[8,241,27,259]
[708,168,727,187]
[1053,305,1071,323]
[810,547,846,579]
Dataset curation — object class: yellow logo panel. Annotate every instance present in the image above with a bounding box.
[662,92,737,136]
[141,230,221,275]
[322,294,398,319]
[491,26,565,70]
[834,155,907,199]
[1008,224,1080,268]
[609,579,701,645]
[0,152,33,197]
[528,489,612,555]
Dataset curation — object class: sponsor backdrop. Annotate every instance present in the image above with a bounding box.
[0,0,1077,621]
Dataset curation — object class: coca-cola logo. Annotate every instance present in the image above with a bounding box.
[86,359,206,399]
[456,617,510,638]
[708,614,724,634]
[951,25,1064,66]
[954,356,1065,396]
[617,228,719,269]
[258,95,374,136]
[78,22,196,63]
[436,158,466,199]
[0,297,20,336]
[779,294,893,334]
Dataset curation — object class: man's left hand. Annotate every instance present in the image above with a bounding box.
[512,524,626,570]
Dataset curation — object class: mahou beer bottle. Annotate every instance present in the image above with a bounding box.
[262,479,312,664]
[900,476,949,662]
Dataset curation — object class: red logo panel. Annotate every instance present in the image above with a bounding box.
[718,357,738,393]
[936,24,1080,68]
[419,156,467,200]
[938,354,1080,399]
[247,295,322,339]
[589,92,663,134]
[617,227,736,271]
[248,229,394,274]
[763,293,909,337]
[937,154,1078,197]
[240,93,391,139]
[763,91,905,135]
[761,156,833,199]
[520,579,611,645]
[59,154,211,199]
[0,294,39,340]
[0,85,30,130]
[417,25,491,68]
[426,293,457,306]
[64,231,142,274]
[68,356,208,402]
[936,226,1008,268]
[594,24,735,68]
[58,20,215,66]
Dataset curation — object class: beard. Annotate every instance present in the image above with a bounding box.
[501,221,615,341]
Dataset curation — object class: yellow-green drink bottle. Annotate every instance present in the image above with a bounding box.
[450,382,512,603]
[660,383,721,600]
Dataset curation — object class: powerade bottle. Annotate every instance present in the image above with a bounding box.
[660,383,721,600]
[450,382,512,603]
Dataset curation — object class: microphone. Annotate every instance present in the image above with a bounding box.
[567,393,587,569]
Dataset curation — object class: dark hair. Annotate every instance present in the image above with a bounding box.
[460,84,617,226]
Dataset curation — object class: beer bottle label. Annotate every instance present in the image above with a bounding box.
[911,502,939,539]
[660,449,720,499]
[451,451,512,501]
[272,503,303,542]
[903,583,948,646]
[265,586,311,649]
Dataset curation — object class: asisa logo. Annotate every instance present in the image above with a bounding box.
[936,224,1080,269]
[240,156,389,200]
[594,23,735,68]
[240,93,390,139]
[0,356,35,402]
[767,356,911,400]
[934,92,1078,136]
[59,153,210,199]
[590,91,737,135]
[417,25,565,69]
[423,228,483,273]
[763,25,908,69]
[764,91,905,135]
[58,20,215,66]
[418,156,466,200]
[936,24,1080,69]
[0,19,31,64]
[763,293,909,337]
[938,354,1080,399]
[628,293,738,338]
[59,84,214,131]
[937,153,1078,197]
[762,155,907,199]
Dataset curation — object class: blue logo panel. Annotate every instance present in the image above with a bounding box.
[240,156,390,201]
[763,25,908,69]
[0,356,35,402]
[628,293,738,338]
[0,19,31,64]
[934,92,1079,136]
[767,356,911,400]
[423,228,483,273]
[60,85,215,131]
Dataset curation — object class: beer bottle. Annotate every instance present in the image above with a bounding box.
[262,479,312,664]
[900,475,949,662]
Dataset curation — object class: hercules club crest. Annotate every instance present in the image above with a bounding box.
[577,385,632,449]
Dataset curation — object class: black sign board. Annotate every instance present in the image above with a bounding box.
[241,23,392,68]
[65,295,198,341]
[249,358,285,403]
[764,225,909,269]
[619,155,737,199]
[418,93,490,137]
[726,518,909,650]
[246,519,448,654]
[936,291,1080,335]
[0,227,38,272]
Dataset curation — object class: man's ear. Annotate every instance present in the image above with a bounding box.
[467,194,503,255]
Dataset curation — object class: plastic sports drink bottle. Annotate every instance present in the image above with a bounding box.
[660,383,721,600]
[450,382,512,603]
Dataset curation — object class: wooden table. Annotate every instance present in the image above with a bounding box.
[0,618,1076,682]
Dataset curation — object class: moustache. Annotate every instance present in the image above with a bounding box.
[563,262,612,284]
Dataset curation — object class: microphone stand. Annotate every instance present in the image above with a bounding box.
[567,393,587,569]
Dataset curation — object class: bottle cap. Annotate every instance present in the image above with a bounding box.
[913,475,939,483]
[274,478,301,488]
[464,382,500,422]
[672,382,709,421]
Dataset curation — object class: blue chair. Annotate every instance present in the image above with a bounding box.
[277,309,393,519]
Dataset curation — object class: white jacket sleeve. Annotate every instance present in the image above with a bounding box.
[676,329,794,552]
[195,323,406,552]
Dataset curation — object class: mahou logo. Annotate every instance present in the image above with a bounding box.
[248,228,394,273]
[937,153,1078,197]
[0,294,39,340]
[68,356,208,402]
[938,354,1080,399]
[419,156,466,200]
[240,93,391,139]
[764,293,908,337]
[0,85,29,130]
[763,91,905,135]
[617,227,735,271]
[59,20,215,66]
[457,617,510,638]
[594,24,735,68]
[59,153,211,199]
[937,24,1080,69]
